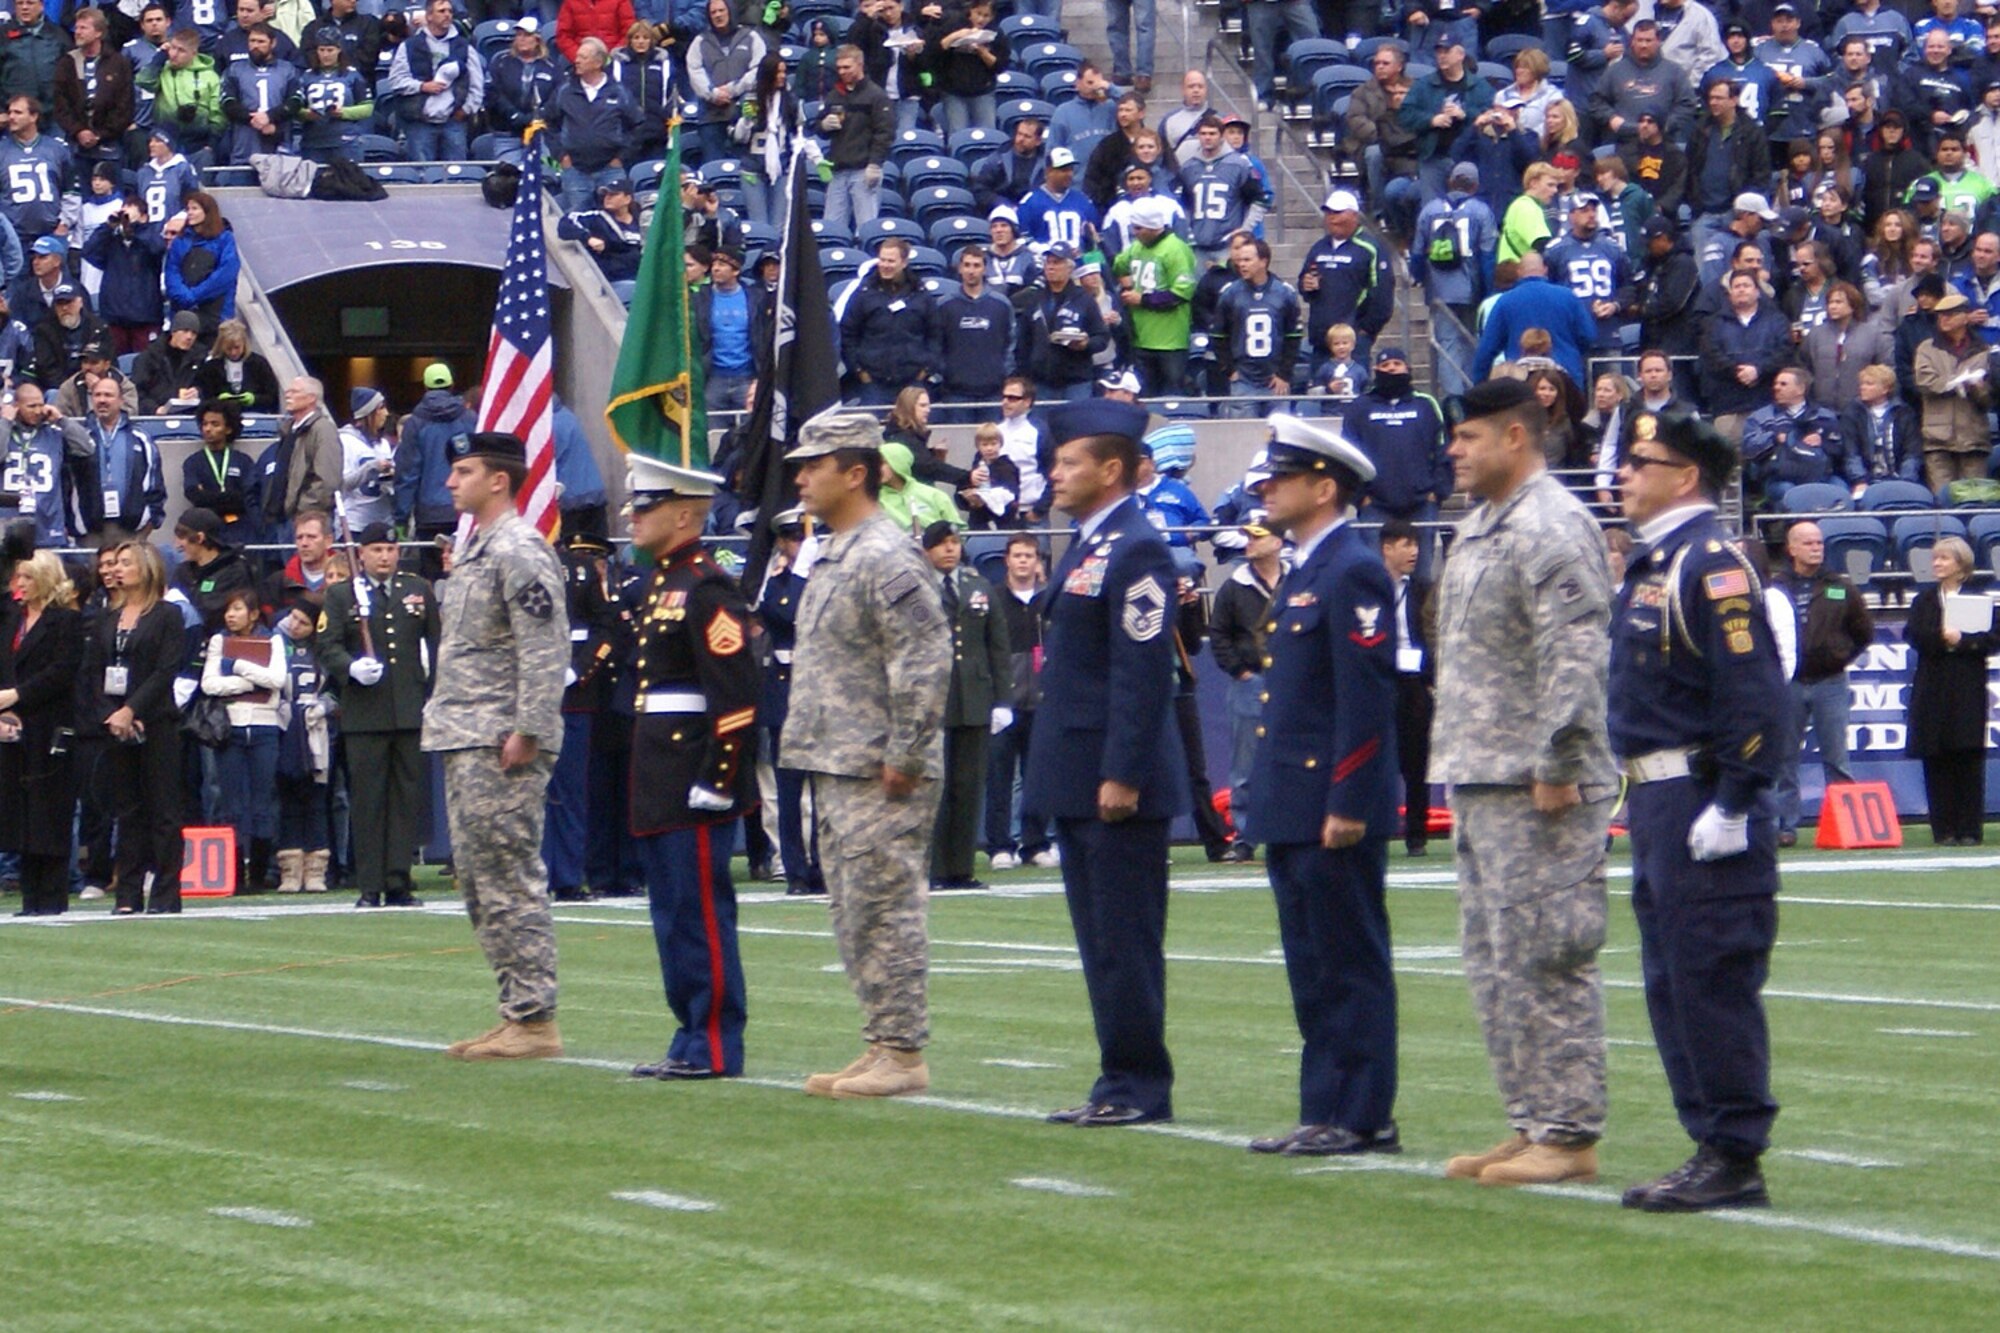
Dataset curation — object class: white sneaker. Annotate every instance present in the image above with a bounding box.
[1029,849,1061,868]
[989,851,1019,871]
[78,885,106,900]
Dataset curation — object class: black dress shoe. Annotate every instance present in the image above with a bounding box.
[355,893,382,908]
[551,887,593,902]
[748,859,775,882]
[1221,842,1256,863]
[1406,842,1428,857]
[1777,830,1798,848]
[1249,1124,1322,1154]
[785,880,824,896]
[1049,1101,1171,1127]
[1638,1146,1769,1212]
[633,1056,731,1080]
[932,877,987,891]
[384,893,424,908]
[1283,1121,1403,1157]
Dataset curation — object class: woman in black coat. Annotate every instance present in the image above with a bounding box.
[82,542,189,914]
[0,552,83,915]
[1904,536,1996,846]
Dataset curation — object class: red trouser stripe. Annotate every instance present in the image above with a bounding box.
[696,824,727,1072]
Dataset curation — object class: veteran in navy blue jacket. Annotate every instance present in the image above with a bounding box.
[1024,398,1189,1128]
[1239,414,1403,1159]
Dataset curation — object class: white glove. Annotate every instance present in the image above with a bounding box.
[172,677,196,709]
[1688,804,1750,863]
[687,784,734,812]
[348,657,384,686]
[989,705,1015,736]
[564,667,578,688]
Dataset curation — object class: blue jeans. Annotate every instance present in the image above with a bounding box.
[986,711,1051,856]
[1015,0,1062,15]
[1225,375,1283,418]
[560,163,624,215]
[1226,673,1263,838]
[1248,0,1322,101]
[706,370,753,417]
[823,167,880,233]
[277,770,328,852]
[892,98,923,136]
[402,119,468,162]
[217,725,280,844]
[1035,379,1093,404]
[1132,346,1188,398]
[938,93,997,137]
[1777,674,1855,832]
[740,170,783,226]
[1368,145,1423,235]
[1104,0,1157,80]
[1431,300,1476,400]
[696,119,734,166]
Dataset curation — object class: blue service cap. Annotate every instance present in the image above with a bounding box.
[1046,398,1150,448]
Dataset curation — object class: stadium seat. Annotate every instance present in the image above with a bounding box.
[818,245,862,280]
[629,158,667,192]
[905,245,949,276]
[1817,515,1888,585]
[238,413,282,439]
[698,158,742,189]
[470,131,510,160]
[355,133,405,162]
[902,154,971,192]
[993,70,1038,96]
[203,166,257,188]
[1476,60,1514,89]
[1486,34,1538,64]
[1859,479,1936,512]
[427,162,488,183]
[912,184,978,228]
[1310,65,1369,125]
[472,18,518,61]
[963,531,1013,584]
[1779,482,1851,515]
[1968,511,2000,577]
[1158,400,1211,419]
[948,126,1005,165]
[1019,42,1084,81]
[1405,61,1436,84]
[1548,59,1569,89]
[1896,514,1968,581]
[928,215,990,255]
[998,98,1055,134]
[998,14,1063,45]
[737,220,781,254]
[1040,69,1079,105]
[890,129,947,165]
[874,190,909,220]
[143,414,204,443]
[777,42,803,68]
[117,352,138,376]
[809,216,853,243]
[919,275,952,296]
[1281,37,1349,103]
[790,0,849,24]
[1350,36,1409,66]
[715,187,747,214]
[856,216,925,250]
[369,164,424,184]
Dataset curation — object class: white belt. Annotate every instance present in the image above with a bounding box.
[639,690,708,714]
[1622,748,1692,784]
[773,649,794,665]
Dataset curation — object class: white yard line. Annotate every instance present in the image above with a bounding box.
[1879,1028,1978,1039]
[611,1190,719,1213]
[208,1206,311,1228]
[1009,1177,1115,1198]
[1777,1150,1902,1169]
[7,993,1999,1267]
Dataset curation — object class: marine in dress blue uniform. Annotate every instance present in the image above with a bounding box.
[1024,399,1191,1127]
[1609,414,1788,1211]
[1240,416,1405,1158]
[623,454,762,1081]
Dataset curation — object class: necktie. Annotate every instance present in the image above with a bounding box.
[941,572,958,615]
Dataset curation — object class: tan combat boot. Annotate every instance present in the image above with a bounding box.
[302,850,330,894]
[275,850,305,893]
[1479,1141,1600,1187]
[461,1020,564,1061]
[829,1046,929,1099]
[1445,1133,1530,1180]
[445,1024,508,1058]
[805,1047,878,1097]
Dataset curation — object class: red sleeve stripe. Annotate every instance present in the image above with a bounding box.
[1333,738,1381,784]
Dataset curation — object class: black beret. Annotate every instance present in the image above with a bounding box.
[921,520,960,550]
[1658,412,1739,490]
[1455,376,1538,423]
[355,521,397,546]
[449,431,528,466]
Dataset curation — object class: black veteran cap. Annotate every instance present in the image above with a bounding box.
[1656,412,1739,492]
[1046,399,1150,447]
[450,431,527,466]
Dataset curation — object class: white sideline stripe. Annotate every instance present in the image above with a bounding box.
[8,994,1999,1266]
[340,1080,405,1093]
[611,1190,719,1213]
[984,1059,1062,1070]
[1777,1150,1902,1170]
[1879,1028,1978,1038]
[1010,1177,1115,1198]
[12,1090,80,1102]
[209,1206,311,1229]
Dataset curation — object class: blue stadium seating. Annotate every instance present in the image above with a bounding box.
[906,245,948,276]
[810,216,854,243]
[1310,65,1369,126]
[948,126,1006,164]
[629,158,667,192]
[1281,38,1350,96]
[368,164,425,184]
[998,98,1055,133]
[472,19,520,61]
[1040,69,1079,105]
[1817,515,1888,584]
[697,158,743,189]
[891,129,948,165]
[1477,61,1514,89]
[427,162,488,183]
[1019,42,1084,81]
[857,216,925,250]
[737,220,781,255]
[928,215,990,255]
[998,14,1063,45]
[355,133,405,163]
[1486,34,1539,64]
[912,184,978,228]
[902,154,971,191]
[994,70,1038,96]
[818,245,863,280]
[1778,482,1850,515]
[1895,514,1968,581]
[1859,479,1936,512]
[1968,511,2000,576]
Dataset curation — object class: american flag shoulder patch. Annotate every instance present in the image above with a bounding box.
[1703,568,1751,601]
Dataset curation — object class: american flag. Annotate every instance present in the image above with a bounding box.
[478,126,558,540]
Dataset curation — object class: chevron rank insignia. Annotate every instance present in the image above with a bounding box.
[705,609,746,655]
[1122,574,1167,642]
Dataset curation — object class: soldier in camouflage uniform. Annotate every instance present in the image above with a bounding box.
[782,409,952,1100]
[422,432,573,1062]
[1429,379,1616,1187]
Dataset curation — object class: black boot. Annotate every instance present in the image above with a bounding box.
[249,839,276,893]
[1627,1146,1770,1212]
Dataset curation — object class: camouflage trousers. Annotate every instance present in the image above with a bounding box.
[1449,785,1611,1144]
[810,772,940,1051]
[444,748,559,1023]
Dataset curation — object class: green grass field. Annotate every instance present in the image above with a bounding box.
[5,838,2000,1330]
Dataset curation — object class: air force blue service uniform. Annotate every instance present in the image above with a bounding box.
[1608,415,1787,1211]
[1025,399,1191,1127]
[625,455,761,1081]
[1241,416,1403,1157]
